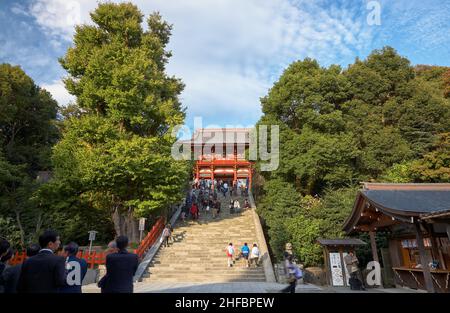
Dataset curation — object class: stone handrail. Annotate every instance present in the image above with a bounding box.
[248,190,277,283]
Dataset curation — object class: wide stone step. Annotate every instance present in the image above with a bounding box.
[150,258,258,266]
[141,203,265,284]
[148,263,264,269]
[144,273,264,277]
[149,266,264,275]
[143,277,266,283]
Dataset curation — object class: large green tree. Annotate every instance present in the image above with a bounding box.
[0,64,59,246]
[55,3,188,242]
[255,47,450,265]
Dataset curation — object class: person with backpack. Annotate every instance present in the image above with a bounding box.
[281,255,300,293]
[241,243,250,267]
[226,243,235,267]
[344,252,366,291]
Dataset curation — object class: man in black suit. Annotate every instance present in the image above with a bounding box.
[2,244,40,294]
[101,236,138,293]
[18,230,67,293]
[59,242,88,293]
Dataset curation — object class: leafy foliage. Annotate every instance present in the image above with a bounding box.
[0,64,59,248]
[256,47,450,265]
[54,3,189,242]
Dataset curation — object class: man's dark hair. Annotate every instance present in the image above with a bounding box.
[64,242,79,256]
[39,230,59,248]
[1,248,14,262]
[0,238,11,256]
[116,236,128,250]
[26,244,41,257]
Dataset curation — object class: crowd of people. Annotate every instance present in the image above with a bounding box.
[0,231,138,293]
[180,179,252,222]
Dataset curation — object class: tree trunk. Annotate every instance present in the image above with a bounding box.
[124,209,139,244]
[112,207,139,243]
[34,212,43,242]
[14,209,25,248]
[112,207,123,237]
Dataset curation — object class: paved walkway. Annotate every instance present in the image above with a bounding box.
[82,281,424,293]
[82,282,323,293]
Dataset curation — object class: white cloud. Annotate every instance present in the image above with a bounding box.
[29,0,89,41]
[11,3,31,16]
[41,80,75,107]
[27,0,375,125]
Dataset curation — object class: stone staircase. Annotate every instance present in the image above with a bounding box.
[142,193,266,283]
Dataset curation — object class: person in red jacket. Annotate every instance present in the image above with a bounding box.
[190,202,199,220]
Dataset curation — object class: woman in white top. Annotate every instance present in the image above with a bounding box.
[226,243,235,267]
[250,243,260,267]
[233,200,241,213]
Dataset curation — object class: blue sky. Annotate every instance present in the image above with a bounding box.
[1,0,450,134]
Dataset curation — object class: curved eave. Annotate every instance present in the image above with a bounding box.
[342,191,365,234]
[343,191,418,234]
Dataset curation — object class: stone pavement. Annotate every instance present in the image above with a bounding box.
[82,282,323,293]
[82,281,425,293]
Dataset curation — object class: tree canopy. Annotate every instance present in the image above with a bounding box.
[256,47,450,266]
[0,64,59,246]
[54,2,189,242]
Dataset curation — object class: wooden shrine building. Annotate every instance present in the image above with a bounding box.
[181,128,254,187]
[343,183,450,293]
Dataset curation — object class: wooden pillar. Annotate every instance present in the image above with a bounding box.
[338,247,348,287]
[323,247,330,286]
[195,164,199,181]
[414,222,435,293]
[369,231,380,264]
[210,165,214,189]
[369,230,383,287]
[425,224,446,270]
[248,164,252,190]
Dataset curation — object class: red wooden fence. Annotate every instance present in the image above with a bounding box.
[135,216,165,258]
[8,216,166,268]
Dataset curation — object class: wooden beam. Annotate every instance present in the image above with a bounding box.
[369,215,399,229]
[414,222,435,293]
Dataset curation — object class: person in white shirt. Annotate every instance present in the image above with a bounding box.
[233,199,241,213]
[250,243,260,267]
[226,243,235,267]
